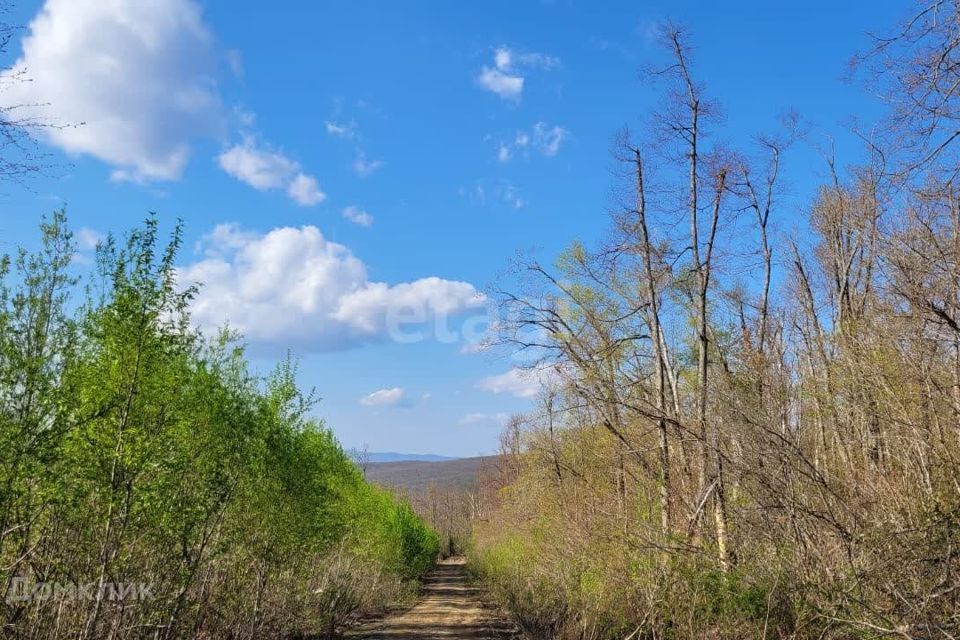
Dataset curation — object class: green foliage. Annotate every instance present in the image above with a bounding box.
[690,568,768,621]
[0,213,438,640]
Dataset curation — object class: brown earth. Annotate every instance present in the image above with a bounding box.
[351,557,520,639]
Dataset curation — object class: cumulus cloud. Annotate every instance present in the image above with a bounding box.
[0,0,222,181]
[476,46,558,101]
[361,387,407,407]
[218,138,325,206]
[477,366,559,399]
[342,205,374,227]
[179,224,485,351]
[477,67,524,101]
[218,141,295,190]
[496,122,568,162]
[287,173,326,206]
[332,277,481,335]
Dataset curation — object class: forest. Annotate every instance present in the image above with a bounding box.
[466,4,960,640]
[0,215,439,639]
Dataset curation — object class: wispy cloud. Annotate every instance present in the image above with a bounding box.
[460,180,525,209]
[224,48,244,79]
[477,366,559,398]
[588,37,638,61]
[496,122,569,162]
[324,104,383,177]
[352,151,384,177]
[459,412,510,426]
[361,387,407,407]
[634,19,663,46]
[500,183,525,209]
[325,119,358,140]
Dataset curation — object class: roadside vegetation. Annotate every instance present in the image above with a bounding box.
[471,5,960,639]
[0,214,439,639]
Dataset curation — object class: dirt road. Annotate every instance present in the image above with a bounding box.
[353,557,519,639]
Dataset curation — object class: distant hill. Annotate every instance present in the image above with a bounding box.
[348,451,459,463]
[363,455,499,493]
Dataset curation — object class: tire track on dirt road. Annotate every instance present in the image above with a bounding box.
[353,557,519,639]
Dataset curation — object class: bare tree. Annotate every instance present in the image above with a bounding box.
[0,3,62,185]
[855,0,960,180]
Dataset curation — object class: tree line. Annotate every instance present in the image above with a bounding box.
[0,214,439,639]
[471,4,960,639]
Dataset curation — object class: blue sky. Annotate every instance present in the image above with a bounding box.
[0,0,903,456]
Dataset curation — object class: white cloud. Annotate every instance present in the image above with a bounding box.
[352,151,383,176]
[459,412,510,426]
[325,120,357,139]
[534,122,568,156]
[477,367,558,399]
[287,173,326,206]
[494,48,513,70]
[496,122,568,162]
[218,138,325,206]
[75,227,103,251]
[342,205,374,227]
[361,387,407,407]
[179,224,485,351]
[332,277,482,334]
[218,141,296,190]
[476,46,558,101]
[195,223,257,256]
[323,112,382,177]
[477,66,524,101]
[0,0,222,181]
[514,51,560,70]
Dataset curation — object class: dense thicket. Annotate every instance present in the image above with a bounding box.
[0,214,438,639]
[472,5,960,639]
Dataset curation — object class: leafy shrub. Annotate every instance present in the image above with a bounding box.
[0,213,439,640]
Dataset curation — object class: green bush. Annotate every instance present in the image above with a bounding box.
[0,213,439,640]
